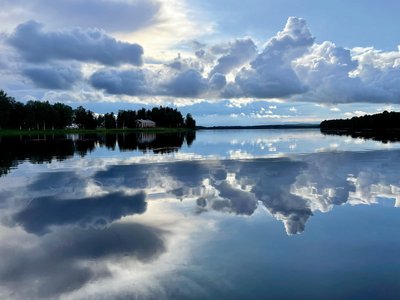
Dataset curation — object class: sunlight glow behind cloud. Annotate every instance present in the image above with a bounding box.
[1,0,400,125]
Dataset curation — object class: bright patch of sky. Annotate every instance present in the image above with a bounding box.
[1,0,400,126]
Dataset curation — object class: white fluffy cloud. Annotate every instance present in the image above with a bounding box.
[84,16,400,104]
[234,17,313,98]
[2,14,400,107]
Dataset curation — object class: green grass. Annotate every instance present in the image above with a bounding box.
[0,127,195,136]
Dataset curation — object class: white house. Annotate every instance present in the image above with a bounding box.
[136,119,156,128]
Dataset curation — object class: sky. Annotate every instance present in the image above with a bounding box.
[1,0,400,126]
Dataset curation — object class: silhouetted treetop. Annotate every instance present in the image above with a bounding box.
[320,111,400,130]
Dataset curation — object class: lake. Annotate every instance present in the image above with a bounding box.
[0,129,399,299]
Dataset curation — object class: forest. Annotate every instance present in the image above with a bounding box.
[320,111,400,130]
[0,90,196,130]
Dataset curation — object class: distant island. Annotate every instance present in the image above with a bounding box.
[0,90,196,134]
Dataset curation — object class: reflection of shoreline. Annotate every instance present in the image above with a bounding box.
[321,128,400,143]
[137,133,156,144]
[0,132,196,176]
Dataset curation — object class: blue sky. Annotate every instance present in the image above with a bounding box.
[1,0,400,125]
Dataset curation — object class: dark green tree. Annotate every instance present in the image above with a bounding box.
[73,106,97,129]
[185,113,196,128]
[104,113,116,129]
[0,90,16,128]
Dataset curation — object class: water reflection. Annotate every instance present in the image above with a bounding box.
[0,130,400,299]
[0,223,166,298]
[92,150,400,234]
[321,128,400,143]
[0,131,196,176]
[13,191,146,234]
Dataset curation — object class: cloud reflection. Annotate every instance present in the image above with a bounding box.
[0,222,166,298]
[1,144,400,298]
[13,191,147,234]
[91,151,400,234]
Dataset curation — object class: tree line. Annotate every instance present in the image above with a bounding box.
[0,90,196,130]
[320,111,400,130]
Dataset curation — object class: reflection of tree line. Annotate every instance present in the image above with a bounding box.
[321,128,400,143]
[0,131,196,176]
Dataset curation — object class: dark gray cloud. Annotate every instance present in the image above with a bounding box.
[0,222,166,298]
[22,63,82,89]
[163,69,208,97]
[90,68,148,95]
[165,54,205,73]
[2,0,161,33]
[35,0,161,33]
[8,21,144,66]
[13,191,147,234]
[210,38,257,76]
[209,73,227,90]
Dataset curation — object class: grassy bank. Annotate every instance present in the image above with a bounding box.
[0,127,195,136]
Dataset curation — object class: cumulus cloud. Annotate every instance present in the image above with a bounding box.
[162,69,208,97]
[233,17,313,98]
[90,68,149,95]
[166,53,204,72]
[8,21,144,66]
[351,46,400,101]
[22,63,82,89]
[209,38,257,76]
[4,14,400,106]
[209,73,227,90]
[293,42,372,103]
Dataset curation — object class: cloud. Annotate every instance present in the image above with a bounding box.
[351,46,400,101]
[8,21,144,66]
[1,0,161,33]
[90,64,210,98]
[209,73,227,90]
[4,14,400,108]
[209,38,257,76]
[292,40,400,104]
[166,53,204,72]
[22,63,82,89]
[42,0,161,33]
[90,68,149,95]
[162,69,208,97]
[233,17,313,98]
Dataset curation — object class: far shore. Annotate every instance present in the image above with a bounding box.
[197,124,320,130]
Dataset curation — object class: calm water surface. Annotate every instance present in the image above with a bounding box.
[0,129,399,299]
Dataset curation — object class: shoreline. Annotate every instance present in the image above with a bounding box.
[0,127,195,137]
